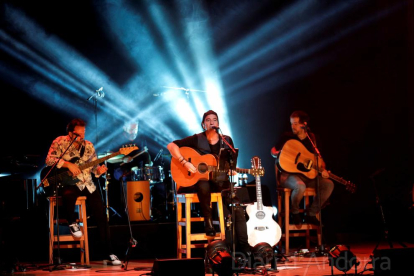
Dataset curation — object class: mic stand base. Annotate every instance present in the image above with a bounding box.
[121,238,137,271]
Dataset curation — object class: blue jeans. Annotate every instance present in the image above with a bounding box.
[279,172,334,216]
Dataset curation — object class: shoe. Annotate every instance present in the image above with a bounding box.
[305,215,320,225]
[291,213,302,225]
[107,254,121,265]
[69,223,82,238]
[204,217,216,237]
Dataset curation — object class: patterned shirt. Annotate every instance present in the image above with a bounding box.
[45,135,100,193]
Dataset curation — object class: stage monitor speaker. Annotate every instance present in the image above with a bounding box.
[126,181,151,221]
[373,247,414,275]
[151,258,205,276]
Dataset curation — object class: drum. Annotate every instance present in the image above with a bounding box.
[125,181,151,221]
[145,166,165,183]
[131,167,146,181]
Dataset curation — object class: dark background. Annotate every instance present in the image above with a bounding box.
[1,0,414,262]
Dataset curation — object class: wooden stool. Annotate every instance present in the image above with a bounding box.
[48,196,89,265]
[277,188,321,255]
[176,193,226,258]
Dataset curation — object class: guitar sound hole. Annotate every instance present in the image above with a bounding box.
[198,163,208,174]
[297,163,310,172]
[256,211,265,220]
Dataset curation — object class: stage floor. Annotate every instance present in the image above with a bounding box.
[6,241,413,276]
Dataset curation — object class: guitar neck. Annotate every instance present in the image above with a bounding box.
[236,168,257,175]
[207,166,259,174]
[328,172,347,186]
[78,151,121,171]
[255,175,263,210]
[318,169,356,192]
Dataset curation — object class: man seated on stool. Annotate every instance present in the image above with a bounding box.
[167,110,251,257]
[270,111,334,226]
[45,118,121,265]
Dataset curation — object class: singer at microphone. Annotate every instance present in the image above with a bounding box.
[166,109,250,257]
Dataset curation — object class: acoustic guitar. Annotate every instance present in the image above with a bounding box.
[41,145,137,195]
[246,156,282,247]
[170,147,264,189]
[277,139,356,193]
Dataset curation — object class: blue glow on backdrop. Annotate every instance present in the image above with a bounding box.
[0,0,409,193]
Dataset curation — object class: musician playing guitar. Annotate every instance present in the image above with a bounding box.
[44,118,121,265]
[270,111,334,226]
[167,110,251,257]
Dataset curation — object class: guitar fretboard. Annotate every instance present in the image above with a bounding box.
[255,175,263,211]
[78,151,121,171]
[206,166,261,175]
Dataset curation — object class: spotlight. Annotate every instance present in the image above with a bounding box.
[252,242,274,267]
[328,245,359,275]
[206,240,233,276]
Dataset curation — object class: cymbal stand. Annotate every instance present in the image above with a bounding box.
[102,166,121,222]
[119,174,138,270]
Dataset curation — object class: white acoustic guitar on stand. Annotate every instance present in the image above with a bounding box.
[246,156,282,247]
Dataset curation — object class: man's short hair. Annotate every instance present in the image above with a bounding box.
[66,118,86,133]
[290,110,310,124]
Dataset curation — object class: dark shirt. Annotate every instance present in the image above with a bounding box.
[173,132,234,156]
[173,132,236,183]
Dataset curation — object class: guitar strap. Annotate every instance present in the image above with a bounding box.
[79,143,85,158]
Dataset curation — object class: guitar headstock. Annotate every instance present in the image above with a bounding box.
[251,156,265,176]
[120,145,139,155]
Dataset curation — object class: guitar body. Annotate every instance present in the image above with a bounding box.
[277,139,318,179]
[277,139,357,193]
[170,147,217,189]
[246,156,282,247]
[40,146,138,196]
[40,158,80,195]
[246,203,282,247]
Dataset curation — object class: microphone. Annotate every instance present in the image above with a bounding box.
[211,126,220,130]
[87,87,105,101]
[96,87,105,98]
[72,133,81,136]
[300,122,309,131]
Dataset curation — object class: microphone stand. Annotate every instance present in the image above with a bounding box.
[304,128,326,256]
[39,136,79,271]
[216,129,238,269]
[86,87,104,145]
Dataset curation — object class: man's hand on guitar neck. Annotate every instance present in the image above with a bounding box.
[321,169,329,178]
[96,165,108,177]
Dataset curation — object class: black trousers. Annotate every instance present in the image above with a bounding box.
[60,185,113,255]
